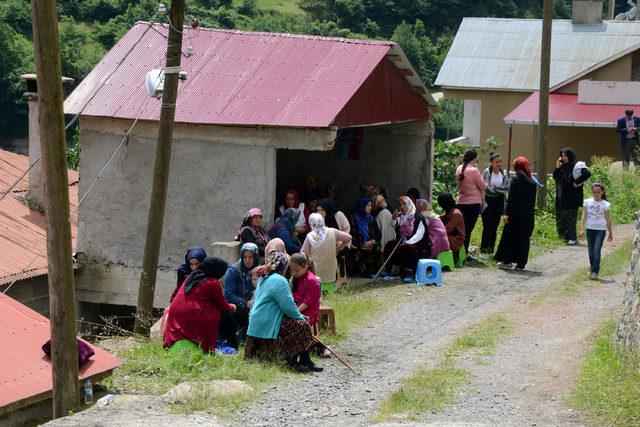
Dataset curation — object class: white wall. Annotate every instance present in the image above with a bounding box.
[463,99,482,147]
[579,80,640,105]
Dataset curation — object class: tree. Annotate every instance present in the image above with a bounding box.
[59,16,106,81]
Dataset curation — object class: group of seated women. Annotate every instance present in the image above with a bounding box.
[163,242,329,372]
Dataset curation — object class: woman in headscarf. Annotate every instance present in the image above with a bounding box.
[495,157,538,270]
[384,197,432,282]
[372,195,396,250]
[416,199,450,258]
[437,193,466,263]
[221,243,259,349]
[301,213,352,292]
[275,189,310,234]
[245,252,321,373]
[171,247,207,303]
[268,208,301,254]
[382,196,416,264]
[456,149,487,260]
[552,147,591,245]
[317,198,350,234]
[347,197,382,276]
[163,257,236,353]
[234,208,268,259]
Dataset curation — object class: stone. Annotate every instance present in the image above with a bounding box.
[149,317,163,340]
[99,336,140,354]
[616,212,640,365]
[163,380,253,404]
[210,241,241,265]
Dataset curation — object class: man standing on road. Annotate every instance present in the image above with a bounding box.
[615,108,640,168]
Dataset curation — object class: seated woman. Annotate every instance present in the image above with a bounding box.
[268,208,302,254]
[317,198,350,234]
[301,213,352,292]
[382,196,416,268]
[347,197,382,277]
[221,243,259,350]
[385,198,432,282]
[416,199,450,258]
[372,195,396,250]
[163,257,236,353]
[437,192,466,263]
[275,189,310,235]
[245,252,320,373]
[171,247,207,303]
[234,208,268,259]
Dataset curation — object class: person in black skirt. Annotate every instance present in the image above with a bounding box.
[480,152,509,255]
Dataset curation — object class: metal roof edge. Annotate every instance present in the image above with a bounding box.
[550,42,640,91]
[504,119,616,128]
[386,44,436,106]
[440,85,534,93]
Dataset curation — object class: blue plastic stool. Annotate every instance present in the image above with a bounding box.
[415,259,443,287]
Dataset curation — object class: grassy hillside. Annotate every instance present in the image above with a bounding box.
[232,0,305,15]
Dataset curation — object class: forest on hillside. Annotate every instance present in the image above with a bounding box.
[0,0,619,140]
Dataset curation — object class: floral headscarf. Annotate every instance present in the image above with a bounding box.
[276,208,300,232]
[234,208,266,241]
[263,251,289,276]
[239,242,259,272]
[397,196,416,226]
[307,213,328,248]
[265,238,290,264]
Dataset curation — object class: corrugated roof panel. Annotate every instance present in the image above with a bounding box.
[436,18,640,91]
[0,150,78,285]
[0,292,121,411]
[64,23,433,128]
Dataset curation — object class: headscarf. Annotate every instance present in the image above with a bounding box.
[265,237,290,265]
[437,193,457,213]
[318,198,339,229]
[283,189,302,209]
[416,199,439,219]
[407,188,421,202]
[514,156,532,178]
[276,208,300,232]
[234,208,267,241]
[559,147,577,179]
[239,243,259,272]
[397,196,416,227]
[371,195,387,215]
[263,251,289,277]
[177,247,207,282]
[307,213,328,248]
[183,256,228,295]
[353,197,372,242]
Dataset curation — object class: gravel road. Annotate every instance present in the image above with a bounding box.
[45,224,634,427]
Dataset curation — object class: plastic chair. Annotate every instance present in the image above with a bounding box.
[456,246,467,268]
[321,282,335,295]
[415,259,443,287]
[436,250,455,271]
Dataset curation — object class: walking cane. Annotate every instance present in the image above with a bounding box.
[314,337,359,375]
[370,238,403,283]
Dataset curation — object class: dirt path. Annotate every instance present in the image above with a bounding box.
[45,224,634,426]
[237,224,634,426]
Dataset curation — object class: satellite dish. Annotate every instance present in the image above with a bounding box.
[146,69,164,99]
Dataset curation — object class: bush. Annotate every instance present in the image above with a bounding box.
[588,156,640,224]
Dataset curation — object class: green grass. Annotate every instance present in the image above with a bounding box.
[232,0,305,15]
[569,321,640,426]
[374,314,512,422]
[104,340,287,414]
[530,240,633,306]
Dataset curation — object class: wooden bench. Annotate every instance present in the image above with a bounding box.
[312,305,336,335]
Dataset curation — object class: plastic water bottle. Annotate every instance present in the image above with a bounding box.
[97,394,114,408]
[84,379,93,404]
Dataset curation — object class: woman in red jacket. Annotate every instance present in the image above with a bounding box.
[163,257,236,353]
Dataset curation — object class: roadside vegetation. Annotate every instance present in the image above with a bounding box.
[374,314,512,422]
[569,321,640,426]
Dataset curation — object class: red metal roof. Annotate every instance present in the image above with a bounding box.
[504,92,637,128]
[0,292,121,413]
[64,23,431,128]
[0,150,79,285]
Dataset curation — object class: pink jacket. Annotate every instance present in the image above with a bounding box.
[456,164,487,205]
[427,217,450,258]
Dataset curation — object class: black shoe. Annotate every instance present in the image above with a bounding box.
[292,363,312,373]
[306,362,324,372]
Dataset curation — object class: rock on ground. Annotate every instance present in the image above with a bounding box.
[163,380,253,404]
[617,213,640,358]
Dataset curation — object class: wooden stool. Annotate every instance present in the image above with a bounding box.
[318,306,336,334]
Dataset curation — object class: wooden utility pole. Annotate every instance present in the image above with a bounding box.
[134,0,185,335]
[609,0,616,19]
[31,0,79,417]
[537,0,553,209]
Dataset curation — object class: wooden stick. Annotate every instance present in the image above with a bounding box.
[314,337,359,375]
[370,238,403,283]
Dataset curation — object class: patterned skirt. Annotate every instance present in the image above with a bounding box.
[244,318,315,363]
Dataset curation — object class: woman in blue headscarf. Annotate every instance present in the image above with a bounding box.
[171,247,207,303]
[347,197,382,277]
[220,243,259,349]
[267,208,301,255]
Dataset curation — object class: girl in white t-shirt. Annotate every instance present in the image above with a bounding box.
[579,183,613,280]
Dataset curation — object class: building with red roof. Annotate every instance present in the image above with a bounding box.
[63,23,436,307]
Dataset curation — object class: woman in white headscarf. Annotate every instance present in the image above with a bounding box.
[301,213,352,294]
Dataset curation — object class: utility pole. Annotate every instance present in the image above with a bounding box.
[31,0,79,417]
[134,0,185,335]
[609,0,615,19]
[537,0,553,209]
